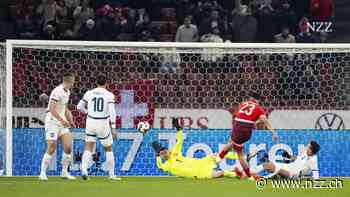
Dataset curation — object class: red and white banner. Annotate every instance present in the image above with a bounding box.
[269,110,349,130]
[110,80,155,129]
[73,80,156,128]
[154,109,232,129]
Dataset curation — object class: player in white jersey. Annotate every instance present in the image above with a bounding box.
[39,72,76,181]
[77,75,120,180]
[252,141,320,179]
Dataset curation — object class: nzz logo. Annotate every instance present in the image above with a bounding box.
[306,21,333,33]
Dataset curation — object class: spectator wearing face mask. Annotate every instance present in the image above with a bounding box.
[274,26,296,43]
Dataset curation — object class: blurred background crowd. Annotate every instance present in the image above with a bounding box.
[0,0,338,43]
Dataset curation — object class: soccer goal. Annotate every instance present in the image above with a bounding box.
[1,40,350,177]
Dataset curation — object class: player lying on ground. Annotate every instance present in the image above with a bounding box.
[152,118,238,179]
[252,141,320,179]
[39,72,76,180]
[77,75,120,180]
[217,91,278,180]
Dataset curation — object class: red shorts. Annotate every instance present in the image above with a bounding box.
[231,121,254,152]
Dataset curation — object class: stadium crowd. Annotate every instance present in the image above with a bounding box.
[1,0,334,43]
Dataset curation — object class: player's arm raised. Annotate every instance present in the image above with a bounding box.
[49,100,70,128]
[259,114,278,141]
[171,118,184,156]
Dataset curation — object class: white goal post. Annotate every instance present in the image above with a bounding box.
[2,40,350,176]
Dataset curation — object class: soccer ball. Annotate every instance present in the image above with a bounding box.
[137,121,150,134]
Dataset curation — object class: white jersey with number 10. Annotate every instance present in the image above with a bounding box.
[82,88,115,121]
[78,87,116,146]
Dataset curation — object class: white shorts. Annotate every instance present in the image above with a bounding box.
[45,116,70,141]
[273,161,301,179]
[85,119,113,147]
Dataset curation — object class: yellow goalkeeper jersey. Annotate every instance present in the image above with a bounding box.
[156,129,216,179]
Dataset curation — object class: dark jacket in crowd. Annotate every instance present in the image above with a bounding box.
[78,25,100,41]
[99,16,121,41]
[231,14,257,43]
[257,9,275,42]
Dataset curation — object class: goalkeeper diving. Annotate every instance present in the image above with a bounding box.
[152,118,238,179]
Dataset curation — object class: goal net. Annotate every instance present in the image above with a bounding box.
[2,40,350,177]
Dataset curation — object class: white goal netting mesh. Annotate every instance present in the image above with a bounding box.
[3,42,350,176]
[10,46,350,112]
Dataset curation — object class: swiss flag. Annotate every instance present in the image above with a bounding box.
[110,79,155,129]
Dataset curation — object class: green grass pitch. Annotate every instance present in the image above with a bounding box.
[0,177,348,197]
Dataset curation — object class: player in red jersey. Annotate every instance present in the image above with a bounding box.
[217,91,278,179]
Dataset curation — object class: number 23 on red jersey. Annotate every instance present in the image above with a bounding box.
[235,101,265,123]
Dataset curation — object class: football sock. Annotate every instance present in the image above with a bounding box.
[243,166,251,177]
[61,152,72,175]
[40,153,52,176]
[106,151,115,177]
[81,150,92,175]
